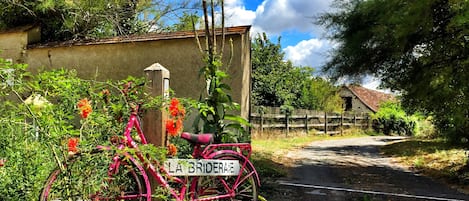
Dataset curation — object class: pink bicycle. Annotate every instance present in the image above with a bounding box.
[40,105,260,201]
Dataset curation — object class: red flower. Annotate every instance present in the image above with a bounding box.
[68,138,79,154]
[0,159,5,167]
[175,118,183,132]
[167,143,177,156]
[169,98,185,118]
[165,119,179,137]
[165,98,185,137]
[77,98,92,118]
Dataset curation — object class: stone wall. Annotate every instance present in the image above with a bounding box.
[0,26,251,120]
[339,87,373,114]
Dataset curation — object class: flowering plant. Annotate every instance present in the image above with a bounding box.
[68,138,79,154]
[165,98,186,156]
[77,98,92,119]
[165,98,185,136]
[0,61,162,200]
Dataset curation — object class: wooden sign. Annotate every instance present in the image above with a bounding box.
[164,159,240,176]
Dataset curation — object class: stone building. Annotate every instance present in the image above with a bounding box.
[0,25,252,120]
[339,85,395,114]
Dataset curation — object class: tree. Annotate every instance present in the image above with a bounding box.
[0,0,196,41]
[0,0,145,41]
[251,33,299,107]
[169,12,201,31]
[251,33,343,111]
[317,0,469,142]
[300,77,343,112]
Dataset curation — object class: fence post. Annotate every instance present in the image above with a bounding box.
[340,113,344,135]
[324,112,328,135]
[285,113,289,137]
[143,63,170,147]
[260,111,264,135]
[305,114,309,133]
[353,114,357,127]
[366,115,371,129]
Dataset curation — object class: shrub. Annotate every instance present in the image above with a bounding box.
[0,57,158,199]
[371,101,417,136]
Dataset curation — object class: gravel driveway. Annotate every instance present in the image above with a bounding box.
[263,136,469,201]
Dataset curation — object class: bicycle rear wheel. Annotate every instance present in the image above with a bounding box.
[191,153,259,201]
[40,150,151,201]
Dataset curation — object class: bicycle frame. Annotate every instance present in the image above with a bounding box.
[99,107,260,201]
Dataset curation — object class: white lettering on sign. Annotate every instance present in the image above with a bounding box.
[164,159,240,176]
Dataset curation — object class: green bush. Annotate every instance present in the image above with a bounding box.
[371,101,417,136]
[0,58,157,199]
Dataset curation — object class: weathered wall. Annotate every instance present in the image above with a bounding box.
[0,26,251,120]
[339,88,373,114]
[0,26,40,63]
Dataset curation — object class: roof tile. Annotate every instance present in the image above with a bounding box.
[28,25,251,48]
[346,85,395,112]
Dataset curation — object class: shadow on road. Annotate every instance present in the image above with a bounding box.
[262,136,469,201]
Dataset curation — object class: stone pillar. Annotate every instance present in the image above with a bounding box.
[144,63,170,147]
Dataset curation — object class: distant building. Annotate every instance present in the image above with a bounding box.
[339,85,395,113]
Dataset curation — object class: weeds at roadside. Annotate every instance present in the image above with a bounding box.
[381,139,469,192]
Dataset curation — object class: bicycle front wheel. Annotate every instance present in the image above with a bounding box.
[40,150,151,201]
[191,153,259,201]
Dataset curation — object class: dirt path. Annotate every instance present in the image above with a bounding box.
[263,136,469,201]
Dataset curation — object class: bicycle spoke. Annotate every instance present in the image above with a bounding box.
[191,153,259,201]
[40,151,151,201]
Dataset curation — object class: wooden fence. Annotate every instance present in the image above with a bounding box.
[250,106,371,136]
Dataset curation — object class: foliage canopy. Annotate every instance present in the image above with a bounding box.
[0,0,197,41]
[318,0,469,141]
[251,33,343,112]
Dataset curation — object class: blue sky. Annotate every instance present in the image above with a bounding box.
[221,0,383,90]
[223,0,334,66]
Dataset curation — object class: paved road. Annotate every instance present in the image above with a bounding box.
[264,136,469,201]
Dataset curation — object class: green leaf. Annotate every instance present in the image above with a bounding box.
[224,114,251,126]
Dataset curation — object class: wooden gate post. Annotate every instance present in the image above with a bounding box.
[305,114,309,133]
[144,63,170,147]
[324,112,328,135]
[353,114,357,127]
[285,113,289,137]
[340,113,344,135]
[260,111,264,135]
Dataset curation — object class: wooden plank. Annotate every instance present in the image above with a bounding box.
[250,107,370,134]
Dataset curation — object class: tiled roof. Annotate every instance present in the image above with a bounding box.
[345,85,395,112]
[28,25,251,48]
[0,24,37,34]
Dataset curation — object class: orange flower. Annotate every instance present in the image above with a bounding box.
[167,143,177,156]
[68,138,79,154]
[169,98,185,118]
[165,98,185,137]
[77,98,92,118]
[165,119,179,137]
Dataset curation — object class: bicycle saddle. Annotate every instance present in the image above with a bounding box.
[181,132,214,145]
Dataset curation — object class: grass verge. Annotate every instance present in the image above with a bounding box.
[381,138,469,192]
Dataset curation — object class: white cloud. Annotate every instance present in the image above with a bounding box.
[223,1,340,73]
[283,38,333,70]
[223,0,334,37]
[224,1,257,27]
[222,0,267,36]
[253,0,334,35]
[362,78,381,90]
